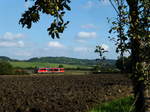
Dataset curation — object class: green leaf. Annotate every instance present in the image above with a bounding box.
[64,4,71,10]
[59,15,64,23]
[61,12,65,15]
[55,32,60,38]
[66,0,71,3]
[64,21,70,26]
[109,29,112,33]
[51,33,55,39]
[139,77,144,81]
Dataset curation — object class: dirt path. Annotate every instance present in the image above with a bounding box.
[0,74,133,112]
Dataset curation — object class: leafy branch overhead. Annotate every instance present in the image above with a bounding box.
[19,0,71,39]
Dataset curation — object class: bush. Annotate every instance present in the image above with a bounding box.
[58,64,64,68]
[0,61,14,75]
[0,61,30,75]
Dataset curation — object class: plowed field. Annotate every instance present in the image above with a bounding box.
[0,74,132,112]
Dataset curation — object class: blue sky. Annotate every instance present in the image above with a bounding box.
[0,0,119,60]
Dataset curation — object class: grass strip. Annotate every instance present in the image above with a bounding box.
[89,96,134,112]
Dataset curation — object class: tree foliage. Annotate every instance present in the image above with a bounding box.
[0,61,14,75]
[108,0,129,55]
[95,45,108,60]
[20,0,71,39]
[108,0,150,86]
[116,56,132,73]
[94,45,109,72]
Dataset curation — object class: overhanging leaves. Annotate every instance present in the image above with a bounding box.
[20,0,71,39]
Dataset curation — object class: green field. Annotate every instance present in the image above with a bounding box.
[89,96,134,112]
[10,61,92,69]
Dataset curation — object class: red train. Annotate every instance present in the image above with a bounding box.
[36,68,64,73]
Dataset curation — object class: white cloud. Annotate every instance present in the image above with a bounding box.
[74,47,88,52]
[0,32,25,40]
[101,44,109,51]
[48,41,65,48]
[0,41,25,47]
[76,39,87,43]
[77,32,97,38]
[14,51,32,57]
[17,41,25,47]
[81,24,97,29]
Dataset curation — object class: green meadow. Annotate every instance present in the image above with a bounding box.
[10,61,92,69]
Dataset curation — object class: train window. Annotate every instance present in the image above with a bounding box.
[54,69,59,71]
[47,68,52,71]
[40,69,46,71]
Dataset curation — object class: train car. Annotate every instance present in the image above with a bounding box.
[37,68,64,73]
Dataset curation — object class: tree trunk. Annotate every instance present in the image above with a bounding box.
[144,87,150,112]
[126,0,149,112]
[133,81,145,112]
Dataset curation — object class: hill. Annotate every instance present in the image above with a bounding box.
[27,56,116,66]
[0,56,19,61]
[0,56,116,67]
[0,56,12,61]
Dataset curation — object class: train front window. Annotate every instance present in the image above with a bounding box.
[54,69,59,71]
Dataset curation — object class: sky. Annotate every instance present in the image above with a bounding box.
[0,0,119,60]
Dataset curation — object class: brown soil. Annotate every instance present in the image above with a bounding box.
[0,74,133,112]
